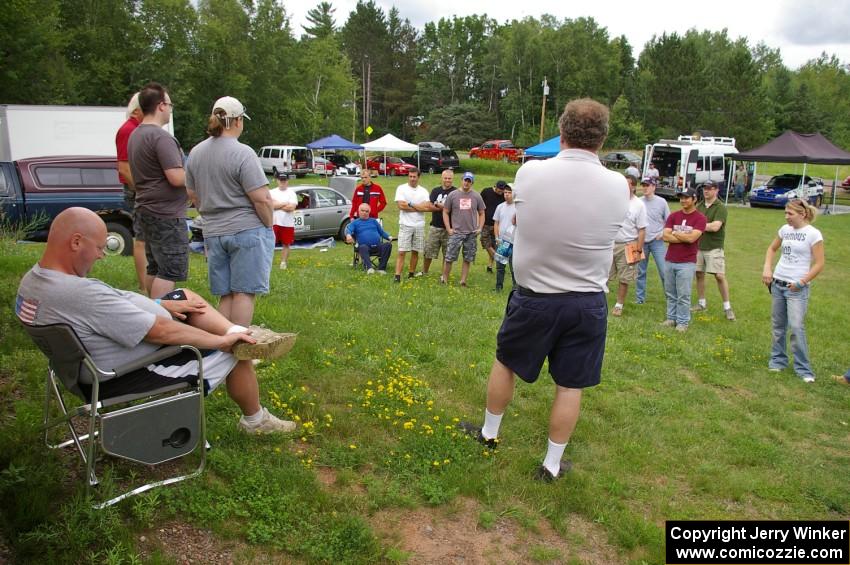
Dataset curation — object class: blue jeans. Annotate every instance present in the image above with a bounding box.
[770,283,813,378]
[636,238,666,303]
[664,262,696,326]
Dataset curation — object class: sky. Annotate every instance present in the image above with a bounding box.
[287,0,850,70]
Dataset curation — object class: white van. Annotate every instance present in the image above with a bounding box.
[644,135,737,198]
[257,145,313,177]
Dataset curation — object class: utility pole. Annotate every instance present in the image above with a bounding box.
[539,76,549,143]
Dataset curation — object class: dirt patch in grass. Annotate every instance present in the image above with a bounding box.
[370,496,622,564]
[137,522,290,564]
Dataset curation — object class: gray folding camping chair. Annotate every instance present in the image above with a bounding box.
[22,322,207,509]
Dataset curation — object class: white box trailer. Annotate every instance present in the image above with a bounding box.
[0,104,175,162]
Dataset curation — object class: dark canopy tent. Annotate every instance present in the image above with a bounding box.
[728,131,850,210]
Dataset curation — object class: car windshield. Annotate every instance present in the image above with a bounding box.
[766,176,800,189]
[387,157,402,164]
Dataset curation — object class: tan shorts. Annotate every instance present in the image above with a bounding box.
[398,225,424,253]
[609,242,637,284]
[696,248,725,274]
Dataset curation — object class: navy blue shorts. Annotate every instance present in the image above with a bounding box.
[496,288,608,388]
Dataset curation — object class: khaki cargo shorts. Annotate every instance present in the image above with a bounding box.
[696,248,725,274]
[609,242,638,284]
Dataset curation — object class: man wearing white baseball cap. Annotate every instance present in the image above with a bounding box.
[186,96,274,328]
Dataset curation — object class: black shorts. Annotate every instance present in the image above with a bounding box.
[123,185,145,241]
[496,288,608,388]
[139,213,189,281]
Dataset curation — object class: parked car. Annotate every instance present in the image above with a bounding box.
[325,153,361,176]
[600,151,642,169]
[191,185,352,242]
[0,155,134,255]
[401,145,459,174]
[313,156,336,176]
[748,174,824,208]
[469,140,523,162]
[366,156,416,176]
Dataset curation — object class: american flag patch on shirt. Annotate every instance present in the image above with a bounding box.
[15,295,39,324]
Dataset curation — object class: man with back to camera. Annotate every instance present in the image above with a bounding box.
[459,99,630,481]
[127,82,188,300]
[692,180,735,321]
[422,169,457,275]
[479,180,506,273]
[115,91,149,294]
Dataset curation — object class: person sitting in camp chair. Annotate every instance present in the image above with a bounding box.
[15,207,297,435]
[345,203,392,274]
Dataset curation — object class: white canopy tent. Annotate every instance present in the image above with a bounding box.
[361,134,419,176]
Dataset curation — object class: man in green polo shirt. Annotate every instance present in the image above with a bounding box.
[692,180,735,320]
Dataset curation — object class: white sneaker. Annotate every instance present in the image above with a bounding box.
[238,407,296,434]
[367,268,375,274]
[377,270,387,275]
[802,376,815,383]
[279,261,287,270]
[413,271,424,277]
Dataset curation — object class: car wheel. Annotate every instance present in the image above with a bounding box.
[337,218,350,241]
[428,165,436,174]
[814,195,823,208]
[272,167,278,177]
[105,222,133,256]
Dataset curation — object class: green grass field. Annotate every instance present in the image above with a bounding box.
[1,198,849,564]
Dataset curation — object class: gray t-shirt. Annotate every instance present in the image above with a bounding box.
[16,264,164,382]
[127,124,187,218]
[444,189,486,234]
[185,136,269,237]
[639,194,671,241]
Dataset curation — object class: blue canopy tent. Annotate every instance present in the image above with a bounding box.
[306,134,363,151]
[306,134,364,177]
[523,135,560,159]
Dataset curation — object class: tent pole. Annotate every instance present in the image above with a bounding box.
[832,166,838,213]
[725,160,733,205]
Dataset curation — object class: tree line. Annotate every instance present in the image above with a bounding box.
[3,0,849,152]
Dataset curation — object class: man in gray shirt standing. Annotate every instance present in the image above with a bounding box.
[186,97,273,328]
[460,99,629,481]
[128,82,187,300]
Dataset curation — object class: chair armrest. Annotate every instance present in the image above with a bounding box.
[111,346,183,378]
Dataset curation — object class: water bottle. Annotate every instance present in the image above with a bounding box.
[494,225,514,265]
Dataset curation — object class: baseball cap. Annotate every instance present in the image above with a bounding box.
[495,180,508,189]
[463,172,475,182]
[212,96,251,120]
[640,177,653,185]
[677,187,698,198]
[703,180,717,188]
[275,170,290,180]
[126,92,141,118]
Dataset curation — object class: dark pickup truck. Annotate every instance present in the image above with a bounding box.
[0,156,134,255]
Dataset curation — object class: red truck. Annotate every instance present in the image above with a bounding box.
[469,140,523,162]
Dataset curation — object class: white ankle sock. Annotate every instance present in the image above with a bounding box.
[543,438,567,476]
[698,298,707,307]
[481,409,503,440]
[227,325,248,334]
[242,407,264,424]
[614,302,623,309]
[723,301,731,310]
